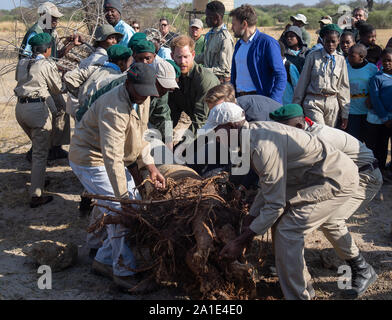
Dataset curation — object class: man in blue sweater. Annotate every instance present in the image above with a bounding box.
[229,4,286,104]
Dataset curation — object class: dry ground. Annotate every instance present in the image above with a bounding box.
[0,26,392,300]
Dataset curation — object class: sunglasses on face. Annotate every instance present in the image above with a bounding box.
[160,24,168,27]
[134,26,139,29]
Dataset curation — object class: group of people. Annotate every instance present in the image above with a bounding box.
[13,0,391,299]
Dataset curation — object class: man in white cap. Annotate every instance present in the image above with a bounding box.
[199,102,366,300]
[19,1,82,162]
[189,18,205,56]
[280,13,311,48]
[19,1,83,60]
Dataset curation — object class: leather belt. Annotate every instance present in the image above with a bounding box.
[237,91,257,97]
[309,92,337,97]
[359,160,379,172]
[18,97,46,104]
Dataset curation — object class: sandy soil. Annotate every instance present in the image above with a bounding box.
[1,52,392,301]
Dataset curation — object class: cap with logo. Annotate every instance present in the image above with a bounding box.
[201,102,246,134]
[156,60,179,89]
[127,63,159,97]
[290,13,308,25]
[38,2,63,18]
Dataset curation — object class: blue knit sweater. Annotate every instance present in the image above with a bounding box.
[231,29,287,104]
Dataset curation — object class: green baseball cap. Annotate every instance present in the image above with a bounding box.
[107,44,133,61]
[128,32,147,49]
[28,32,52,46]
[269,104,304,121]
[127,63,159,97]
[133,39,156,54]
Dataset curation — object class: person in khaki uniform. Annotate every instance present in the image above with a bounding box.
[64,44,133,119]
[195,1,234,83]
[14,33,65,208]
[65,44,133,250]
[199,103,375,299]
[19,2,83,161]
[270,104,383,214]
[293,24,350,129]
[269,104,380,298]
[69,63,165,292]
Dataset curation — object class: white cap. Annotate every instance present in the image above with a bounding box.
[38,2,63,18]
[290,13,308,25]
[190,18,203,29]
[201,102,245,133]
[156,60,179,89]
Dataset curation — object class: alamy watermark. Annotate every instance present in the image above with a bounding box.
[337,264,352,290]
[37,265,52,290]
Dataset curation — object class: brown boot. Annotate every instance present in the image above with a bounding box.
[30,195,53,208]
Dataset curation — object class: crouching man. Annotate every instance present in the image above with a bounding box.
[269,103,381,298]
[202,103,371,299]
[69,63,165,292]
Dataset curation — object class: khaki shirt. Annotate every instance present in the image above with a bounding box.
[69,84,154,198]
[293,48,351,118]
[64,65,123,107]
[305,122,375,169]
[14,55,64,99]
[246,121,358,235]
[195,25,234,79]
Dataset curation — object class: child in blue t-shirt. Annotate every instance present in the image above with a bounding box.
[346,44,378,141]
[366,48,392,173]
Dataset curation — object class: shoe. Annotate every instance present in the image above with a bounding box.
[344,254,378,299]
[91,260,113,279]
[47,146,68,161]
[113,275,159,294]
[79,195,93,215]
[89,248,98,260]
[26,148,32,163]
[30,195,53,208]
[307,281,316,299]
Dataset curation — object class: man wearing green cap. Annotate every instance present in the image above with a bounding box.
[64,44,133,120]
[69,63,165,292]
[293,24,350,129]
[14,32,65,208]
[128,32,147,51]
[133,39,158,64]
[269,103,381,298]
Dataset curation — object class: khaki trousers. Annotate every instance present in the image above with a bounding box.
[274,175,359,300]
[15,101,52,198]
[303,94,340,127]
[46,94,70,146]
